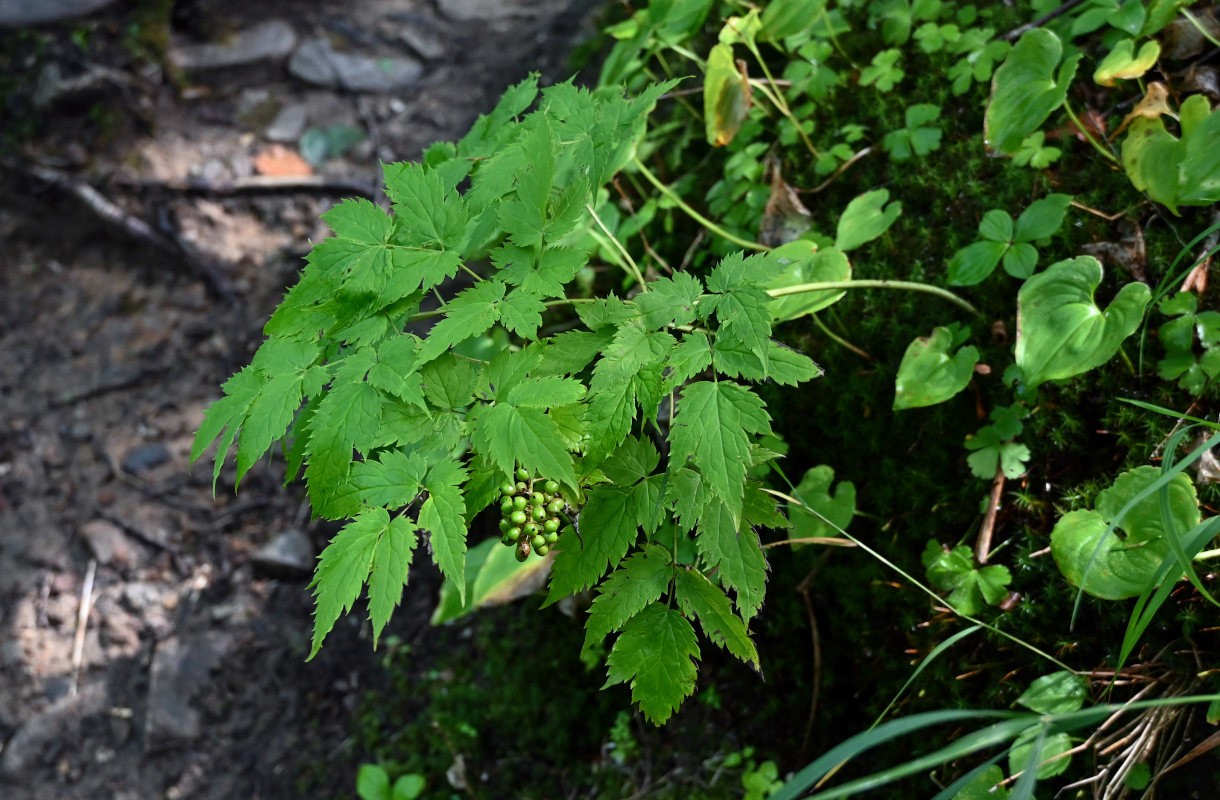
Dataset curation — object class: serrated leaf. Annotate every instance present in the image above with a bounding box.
[383,161,465,249]
[309,507,392,659]
[663,332,713,393]
[418,459,469,603]
[670,381,771,525]
[1015,256,1150,390]
[366,516,417,648]
[368,334,427,410]
[499,289,546,339]
[385,248,463,301]
[470,403,576,487]
[696,502,769,620]
[601,435,661,485]
[431,534,552,624]
[674,568,759,670]
[921,541,1012,615]
[504,376,586,408]
[584,547,673,648]
[604,603,700,725]
[306,378,384,518]
[546,485,640,601]
[530,329,615,376]
[323,197,392,244]
[633,272,704,329]
[192,367,263,485]
[416,280,506,365]
[893,326,979,410]
[493,245,586,299]
[341,449,428,510]
[420,354,478,410]
[835,189,902,251]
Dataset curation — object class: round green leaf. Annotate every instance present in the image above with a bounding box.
[1016,670,1087,714]
[356,764,391,800]
[1013,193,1072,241]
[985,29,1081,154]
[1008,727,1074,779]
[391,774,426,800]
[1014,256,1150,391]
[893,326,979,409]
[1002,242,1037,279]
[767,242,852,321]
[1050,510,1159,599]
[947,241,1008,286]
[978,208,1013,242]
[1096,465,1200,542]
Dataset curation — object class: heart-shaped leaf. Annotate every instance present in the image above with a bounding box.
[893,326,979,409]
[1016,671,1087,714]
[704,43,751,146]
[1050,466,1198,599]
[985,29,1081,154]
[835,189,902,251]
[788,465,856,544]
[767,242,852,321]
[1015,256,1150,391]
[1094,38,1161,86]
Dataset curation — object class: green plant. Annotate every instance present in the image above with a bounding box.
[356,763,424,800]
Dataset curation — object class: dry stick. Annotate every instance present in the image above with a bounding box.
[69,559,97,697]
[974,464,1007,564]
[112,173,378,198]
[1003,0,1089,40]
[12,161,237,302]
[796,551,833,757]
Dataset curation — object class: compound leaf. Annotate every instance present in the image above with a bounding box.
[674,568,759,670]
[604,603,700,725]
[584,547,674,649]
[418,459,469,604]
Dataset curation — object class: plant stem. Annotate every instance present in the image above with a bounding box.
[811,313,872,360]
[1062,98,1118,164]
[587,203,649,289]
[631,156,771,252]
[768,279,981,317]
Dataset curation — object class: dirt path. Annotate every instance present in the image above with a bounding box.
[0,2,601,797]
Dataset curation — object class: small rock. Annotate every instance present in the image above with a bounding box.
[264,103,308,142]
[436,0,534,21]
[145,632,231,745]
[121,442,169,474]
[0,0,117,27]
[250,529,315,578]
[0,684,106,778]
[169,19,298,71]
[289,38,423,93]
[398,26,446,61]
[78,519,135,568]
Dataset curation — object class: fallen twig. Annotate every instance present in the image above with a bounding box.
[974,464,1006,564]
[69,559,97,697]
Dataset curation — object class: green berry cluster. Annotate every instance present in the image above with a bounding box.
[498,468,565,561]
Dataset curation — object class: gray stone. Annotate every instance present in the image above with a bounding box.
[436,0,536,21]
[250,529,314,578]
[289,38,423,93]
[0,0,116,27]
[170,19,298,71]
[121,442,169,473]
[145,632,231,745]
[398,27,446,61]
[264,103,308,142]
[79,519,134,568]
[0,685,106,777]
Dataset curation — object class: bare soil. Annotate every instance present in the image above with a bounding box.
[0,2,603,797]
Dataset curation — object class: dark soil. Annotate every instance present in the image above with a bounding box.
[0,2,605,797]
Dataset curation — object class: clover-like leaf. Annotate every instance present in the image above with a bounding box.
[922,541,1012,616]
[893,326,979,409]
[767,242,851,322]
[985,29,1081,154]
[1015,256,1150,391]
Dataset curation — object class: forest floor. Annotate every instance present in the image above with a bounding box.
[0,1,604,797]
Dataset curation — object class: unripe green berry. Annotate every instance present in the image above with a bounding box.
[531,534,546,549]
[512,495,527,510]
[498,518,511,532]
[531,506,546,522]
[516,467,530,481]
[523,522,540,536]
[543,518,559,533]
[543,530,558,544]
[500,482,517,496]
[544,479,559,494]
[510,510,527,525]
[546,499,564,515]
[515,481,527,492]
[534,544,550,556]
[529,492,545,506]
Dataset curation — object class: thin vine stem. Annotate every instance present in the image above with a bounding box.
[760,484,1076,675]
[768,279,981,317]
[631,156,772,251]
[587,202,649,289]
[1062,98,1118,164]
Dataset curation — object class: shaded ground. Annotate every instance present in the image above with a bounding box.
[0,2,603,797]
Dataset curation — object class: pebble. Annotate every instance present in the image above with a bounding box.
[79,519,135,568]
[169,19,298,72]
[264,103,309,142]
[250,529,315,578]
[121,442,169,474]
[436,0,534,21]
[398,26,446,61]
[289,38,423,93]
[0,0,117,27]
[145,632,232,745]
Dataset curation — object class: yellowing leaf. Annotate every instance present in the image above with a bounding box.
[704,43,752,146]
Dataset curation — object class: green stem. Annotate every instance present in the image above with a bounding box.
[587,203,649,289]
[1062,98,1118,164]
[746,46,819,159]
[632,156,771,252]
[812,313,872,360]
[768,279,981,317]
[1183,9,1220,49]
